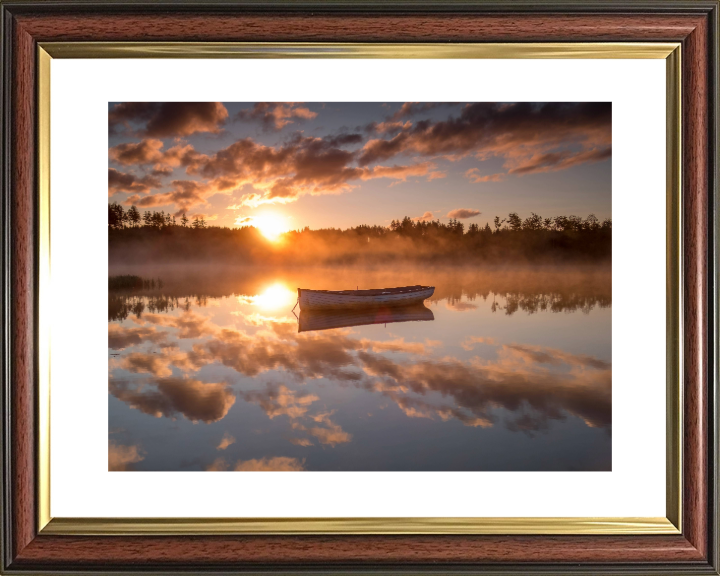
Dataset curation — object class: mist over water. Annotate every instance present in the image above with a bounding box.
[108,264,611,472]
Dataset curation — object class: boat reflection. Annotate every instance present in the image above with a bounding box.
[298,303,434,333]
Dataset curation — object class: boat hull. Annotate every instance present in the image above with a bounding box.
[298,286,434,311]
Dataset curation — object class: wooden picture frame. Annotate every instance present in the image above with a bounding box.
[1,1,718,573]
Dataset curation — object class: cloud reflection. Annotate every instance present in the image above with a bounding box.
[108,441,145,471]
[109,377,236,423]
[109,270,611,443]
[206,456,305,471]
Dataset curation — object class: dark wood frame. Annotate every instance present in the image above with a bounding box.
[1,1,718,573]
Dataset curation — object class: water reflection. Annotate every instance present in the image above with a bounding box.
[108,265,611,471]
[298,304,434,333]
[239,283,297,311]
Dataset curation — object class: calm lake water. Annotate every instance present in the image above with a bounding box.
[108,265,611,472]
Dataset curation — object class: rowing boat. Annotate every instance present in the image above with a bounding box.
[297,285,434,311]
[298,303,434,332]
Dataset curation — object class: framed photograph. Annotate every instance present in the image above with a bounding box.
[1,1,718,574]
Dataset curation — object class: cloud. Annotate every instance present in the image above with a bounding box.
[234,457,305,471]
[108,101,611,215]
[108,324,173,350]
[358,337,439,355]
[289,437,314,446]
[124,180,213,215]
[206,457,227,471]
[109,138,165,166]
[108,168,161,195]
[465,168,505,183]
[461,336,496,350]
[358,102,611,176]
[120,134,446,211]
[109,377,236,423]
[109,102,229,137]
[308,422,352,446]
[445,300,478,312]
[447,208,481,219]
[109,441,144,471]
[374,120,412,135]
[390,102,457,121]
[205,456,306,471]
[241,384,319,420]
[361,162,439,184]
[288,410,352,447]
[114,352,176,377]
[109,303,610,434]
[357,342,611,432]
[504,343,611,371]
[413,211,435,222]
[508,147,612,175]
[235,103,318,131]
[217,432,236,451]
[141,310,216,339]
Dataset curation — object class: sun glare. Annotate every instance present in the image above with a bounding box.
[251,284,297,310]
[253,214,288,241]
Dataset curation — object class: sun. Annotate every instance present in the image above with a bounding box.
[252,214,288,241]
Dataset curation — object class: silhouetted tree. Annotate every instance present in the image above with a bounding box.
[181,213,188,227]
[507,212,523,232]
[127,205,141,228]
[108,202,124,229]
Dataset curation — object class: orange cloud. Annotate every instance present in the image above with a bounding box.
[108,441,144,471]
[108,324,173,350]
[140,310,216,339]
[109,138,165,166]
[289,437,314,447]
[413,211,435,222]
[217,432,236,451]
[234,456,305,471]
[235,103,318,131]
[205,456,306,471]
[445,300,478,312]
[465,168,505,183]
[447,208,481,219]
[109,377,236,423]
[242,384,319,420]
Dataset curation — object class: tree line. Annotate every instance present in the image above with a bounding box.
[383,212,609,236]
[109,202,207,230]
[109,202,611,264]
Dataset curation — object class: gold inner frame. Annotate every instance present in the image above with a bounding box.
[36,42,683,536]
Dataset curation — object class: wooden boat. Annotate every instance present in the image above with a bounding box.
[298,304,434,333]
[297,285,434,311]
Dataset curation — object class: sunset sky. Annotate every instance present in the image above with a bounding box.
[108,102,611,230]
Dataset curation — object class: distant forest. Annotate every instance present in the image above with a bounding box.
[109,202,612,264]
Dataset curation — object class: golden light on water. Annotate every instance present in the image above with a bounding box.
[241,283,297,311]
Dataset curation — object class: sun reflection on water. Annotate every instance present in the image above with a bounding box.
[239,283,297,311]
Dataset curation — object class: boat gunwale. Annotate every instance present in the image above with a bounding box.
[299,285,433,297]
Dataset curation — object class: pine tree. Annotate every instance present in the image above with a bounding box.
[181,213,188,227]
